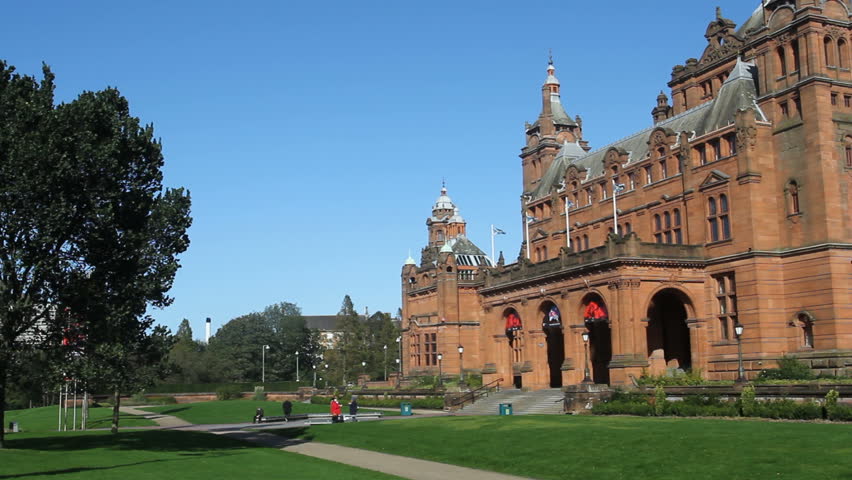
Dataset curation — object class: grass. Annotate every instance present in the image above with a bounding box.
[140,400,378,425]
[0,429,401,479]
[5,405,157,432]
[274,415,852,480]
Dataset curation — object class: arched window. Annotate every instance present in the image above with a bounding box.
[825,36,836,67]
[777,46,787,76]
[839,39,848,69]
[654,214,662,243]
[791,38,801,72]
[799,314,814,348]
[574,236,581,252]
[583,234,589,250]
[708,197,719,242]
[625,222,632,234]
[788,180,800,215]
[542,246,548,260]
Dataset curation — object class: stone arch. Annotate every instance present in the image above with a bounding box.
[502,307,525,388]
[580,291,612,384]
[539,299,565,388]
[790,311,816,349]
[768,6,795,31]
[645,287,695,376]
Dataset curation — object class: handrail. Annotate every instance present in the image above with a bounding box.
[446,378,503,409]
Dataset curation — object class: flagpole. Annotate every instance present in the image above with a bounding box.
[565,198,572,250]
[612,181,625,235]
[524,215,531,259]
[491,224,495,265]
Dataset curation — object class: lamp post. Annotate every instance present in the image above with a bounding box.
[396,335,402,380]
[581,332,592,384]
[437,353,443,387]
[735,323,746,383]
[458,345,465,385]
[312,364,317,387]
[383,344,388,381]
[295,350,300,383]
[612,182,625,235]
[395,358,400,388]
[261,345,270,383]
[565,198,574,250]
[361,360,366,385]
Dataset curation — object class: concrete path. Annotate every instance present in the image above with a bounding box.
[123,407,534,480]
[119,406,193,428]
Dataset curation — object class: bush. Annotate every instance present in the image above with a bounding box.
[754,398,822,420]
[653,385,667,416]
[757,355,815,381]
[146,395,177,405]
[591,400,654,416]
[637,369,707,386]
[310,395,444,410]
[827,403,852,421]
[216,385,243,400]
[740,385,757,417]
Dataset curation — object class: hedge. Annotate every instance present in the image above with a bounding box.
[146,381,305,394]
[311,395,445,410]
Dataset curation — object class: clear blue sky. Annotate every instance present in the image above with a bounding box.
[2,1,758,339]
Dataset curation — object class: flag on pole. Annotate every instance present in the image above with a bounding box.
[525,215,538,223]
[492,226,506,235]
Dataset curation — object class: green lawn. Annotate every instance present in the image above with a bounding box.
[140,400,374,424]
[0,430,401,479]
[6,405,156,432]
[275,415,852,480]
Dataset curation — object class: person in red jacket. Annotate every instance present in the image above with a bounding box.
[330,396,342,423]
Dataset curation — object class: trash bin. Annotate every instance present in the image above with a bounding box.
[9,422,19,433]
[400,402,412,416]
[499,403,513,416]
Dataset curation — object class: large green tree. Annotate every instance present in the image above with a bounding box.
[0,61,191,444]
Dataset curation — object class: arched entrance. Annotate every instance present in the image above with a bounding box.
[503,308,523,389]
[540,301,564,388]
[582,294,611,385]
[646,289,692,375]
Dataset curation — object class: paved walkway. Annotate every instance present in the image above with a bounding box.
[122,407,532,480]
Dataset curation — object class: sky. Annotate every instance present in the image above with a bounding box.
[2,1,760,339]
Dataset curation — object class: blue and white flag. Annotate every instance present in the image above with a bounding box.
[492,226,506,235]
[525,215,538,224]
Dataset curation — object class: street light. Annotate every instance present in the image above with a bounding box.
[457,345,465,385]
[312,364,317,387]
[361,360,366,383]
[383,344,388,381]
[437,353,443,387]
[612,182,626,235]
[581,332,592,384]
[295,350,300,383]
[395,358,400,388]
[261,345,270,383]
[735,323,746,383]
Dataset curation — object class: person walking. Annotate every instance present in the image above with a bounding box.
[330,396,342,423]
[348,396,358,422]
[282,400,293,421]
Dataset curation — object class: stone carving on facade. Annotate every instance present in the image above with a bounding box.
[827,26,845,41]
[736,124,757,152]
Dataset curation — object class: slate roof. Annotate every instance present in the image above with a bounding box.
[529,58,765,201]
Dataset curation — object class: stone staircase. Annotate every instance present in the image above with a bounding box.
[456,388,565,416]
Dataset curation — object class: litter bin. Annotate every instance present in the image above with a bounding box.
[9,422,19,433]
[499,403,513,416]
[400,402,412,416]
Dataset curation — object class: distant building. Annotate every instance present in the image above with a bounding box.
[401,2,852,390]
[304,315,368,349]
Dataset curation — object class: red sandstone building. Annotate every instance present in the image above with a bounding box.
[401,1,852,390]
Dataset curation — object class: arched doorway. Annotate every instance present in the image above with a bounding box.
[646,289,692,375]
[582,294,611,385]
[540,301,564,388]
[503,308,523,389]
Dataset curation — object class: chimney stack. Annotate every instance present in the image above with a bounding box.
[205,317,211,344]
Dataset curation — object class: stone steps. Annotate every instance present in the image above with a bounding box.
[457,389,565,416]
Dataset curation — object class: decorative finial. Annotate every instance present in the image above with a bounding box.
[442,177,446,189]
[548,48,553,65]
[716,6,722,20]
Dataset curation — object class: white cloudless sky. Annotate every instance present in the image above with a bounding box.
[2,1,759,339]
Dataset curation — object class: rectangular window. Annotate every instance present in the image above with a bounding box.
[726,134,737,156]
[586,189,593,205]
[845,95,851,108]
[697,144,707,165]
[713,273,738,341]
[710,138,722,161]
[660,160,668,179]
[780,102,789,118]
[600,182,608,200]
[629,172,637,190]
[644,166,653,184]
[831,93,838,106]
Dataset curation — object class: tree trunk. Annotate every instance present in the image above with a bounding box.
[0,359,6,449]
[111,389,120,434]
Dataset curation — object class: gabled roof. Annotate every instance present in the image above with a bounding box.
[529,58,764,201]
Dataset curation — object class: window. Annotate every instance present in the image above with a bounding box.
[697,144,707,165]
[845,96,851,108]
[424,333,438,366]
[586,188,593,205]
[583,235,589,250]
[798,314,814,348]
[653,209,682,244]
[629,172,637,190]
[714,273,738,341]
[574,237,580,252]
[707,194,731,242]
[660,158,668,179]
[411,335,421,367]
[710,138,722,161]
[437,230,444,242]
[846,136,852,167]
[791,38,801,72]
[511,331,524,363]
[839,39,848,69]
[777,46,787,76]
[644,165,653,184]
[600,182,608,200]
[825,36,836,66]
[788,180,800,215]
[780,102,789,118]
[831,93,838,106]
[725,134,737,156]
[625,222,632,234]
